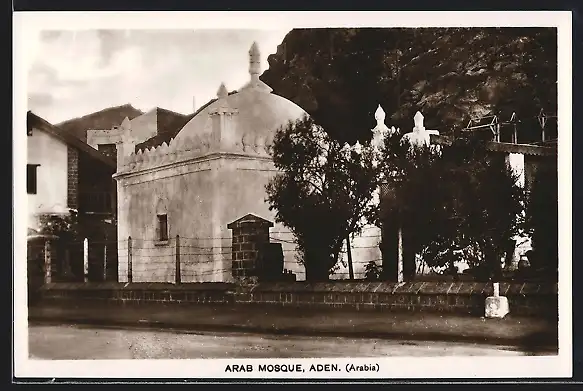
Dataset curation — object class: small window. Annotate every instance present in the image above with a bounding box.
[27,164,39,194]
[157,214,168,242]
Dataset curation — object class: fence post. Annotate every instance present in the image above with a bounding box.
[397,226,404,283]
[44,239,51,284]
[103,242,108,282]
[83,238,89,283]
[175,234,181,284]
[128,236,133,283]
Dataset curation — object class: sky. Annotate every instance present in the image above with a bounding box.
[26,29,291,124]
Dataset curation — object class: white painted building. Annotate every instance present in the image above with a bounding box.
[26,111,117,232]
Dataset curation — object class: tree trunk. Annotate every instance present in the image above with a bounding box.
[303,251,332,282]
[346,235,354,280]
[305,265,330,282]
[484,245,502,280]
[401,216,417,281]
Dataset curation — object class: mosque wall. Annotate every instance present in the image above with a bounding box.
[116,158,219,283]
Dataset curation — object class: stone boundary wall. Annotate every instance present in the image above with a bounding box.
[39,282,236,305]
[238,282,558,316]
[38,281,558,316]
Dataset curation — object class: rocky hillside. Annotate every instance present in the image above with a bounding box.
[57,104,144,142]
[260,28,557,143]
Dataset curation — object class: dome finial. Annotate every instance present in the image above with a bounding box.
[240,41,273,93]
[249,41,261,80]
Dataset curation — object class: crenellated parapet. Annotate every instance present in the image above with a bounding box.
[120,132,209,172]
[118,128,276,173]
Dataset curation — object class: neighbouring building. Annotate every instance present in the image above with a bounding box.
[86,107,193,166]
[27,111,119,282]
[27,111,117,231]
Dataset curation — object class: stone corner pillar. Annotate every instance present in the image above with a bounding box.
[485,282,510,318]
[227,213,273,279]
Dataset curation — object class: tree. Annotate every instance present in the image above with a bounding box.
[380,135,525,280]
[445,137,525,279]
[266,114,381,281]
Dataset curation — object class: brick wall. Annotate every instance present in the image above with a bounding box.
[38,281,558,317]
[236,282,558,317]
[66,146,79,209]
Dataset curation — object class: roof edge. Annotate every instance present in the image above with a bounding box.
[28,111,116,169]
[430,134,557,157]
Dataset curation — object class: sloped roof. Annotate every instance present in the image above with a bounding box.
[57,104,143,142]
[27,111,116,169]
[151,107,190,135]
[134,112,195,152]
[227,213,274,229]
[131,107,192,151]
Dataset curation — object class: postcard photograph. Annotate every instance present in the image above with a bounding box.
[12,11,572,380]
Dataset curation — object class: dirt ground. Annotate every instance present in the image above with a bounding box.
[28,301,558,352]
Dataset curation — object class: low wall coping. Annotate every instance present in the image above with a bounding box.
[247,281,558,296]
[40,282,236,292]
[39,281,558,295]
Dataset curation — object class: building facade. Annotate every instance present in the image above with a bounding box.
[27,111,119,283]
[27,111,117,232]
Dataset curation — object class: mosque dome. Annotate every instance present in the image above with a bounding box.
[172,42,308,149]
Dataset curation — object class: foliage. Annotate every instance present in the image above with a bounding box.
[364,261,383,281]
[262,27,557,143]
[266,114,382,281]
[446,137,525,278]
[524,164,558,272]
[38,210,82,242]
[379,135,526,280]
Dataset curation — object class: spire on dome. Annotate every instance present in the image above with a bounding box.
[240,41,272,93]
[249,41,261,79]
[217,83,228,99]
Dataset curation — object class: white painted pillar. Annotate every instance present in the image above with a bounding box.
[83,238,89,283]
[44,239,52,284]
[506,153,525,188]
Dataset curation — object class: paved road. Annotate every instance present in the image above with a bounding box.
[28,324,540,360]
